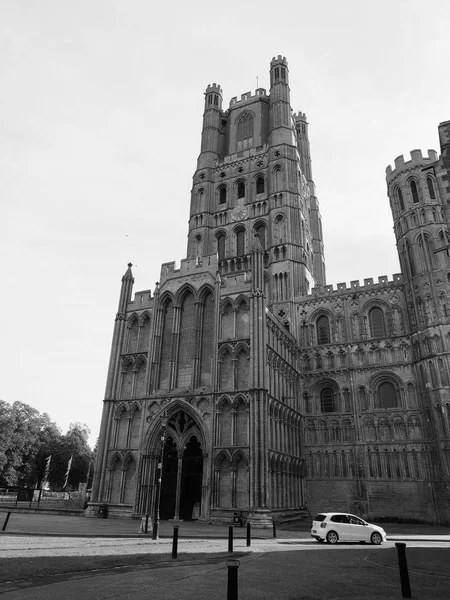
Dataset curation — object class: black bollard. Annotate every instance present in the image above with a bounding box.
[246,521,251,547]
[2,512,11,532]
[144,514,150,534]
[227,559,239,600]
[172,526,179,559]
[395,543,412,598]
[272,519,277,538]
[228,525,234,552]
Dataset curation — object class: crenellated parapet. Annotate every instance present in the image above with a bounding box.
[229,88,268,108]
[386,149,438,183]
[306,274,403,298]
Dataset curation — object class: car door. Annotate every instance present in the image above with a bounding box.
[347,514,367,541]
[329,514,352,541]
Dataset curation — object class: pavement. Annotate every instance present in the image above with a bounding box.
[1,506,450,542]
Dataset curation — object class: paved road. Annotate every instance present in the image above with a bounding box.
[1,541,450,599]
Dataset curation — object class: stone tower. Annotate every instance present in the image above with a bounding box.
[88,57,319,524]
[386,133,450,519]
[88,60,450,525]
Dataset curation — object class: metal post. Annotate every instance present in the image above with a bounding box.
[395,543,412,598]
[246,521,251,547]
[2,512,11,532]
[272,519,277,538]
[152,457,163,540]
[172,525,179,559]
[228,525,233,552]
[227,559,239,600]
[152,416,168,541]
[144,513,150,534]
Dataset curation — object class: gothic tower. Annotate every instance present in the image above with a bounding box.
[386,141,450,519]
[88,57,316,524]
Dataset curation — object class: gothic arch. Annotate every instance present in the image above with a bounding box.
[108,451,123,469]
[139,311,151,326]
[215,449,232,468]
[114,402,128,419]
[122,451,137,470]
[174,283,197,306]
[231,449,249,467]
[158,291,175,309]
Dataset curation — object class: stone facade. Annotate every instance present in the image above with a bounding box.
[87,58,450,524]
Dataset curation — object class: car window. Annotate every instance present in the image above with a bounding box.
[348,515,364,525]
[314,514,327,522]
[330,515,349,523]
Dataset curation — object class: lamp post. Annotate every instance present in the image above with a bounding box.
[152,414,168,540]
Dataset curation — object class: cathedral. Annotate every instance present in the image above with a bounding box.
[88,56,450,525]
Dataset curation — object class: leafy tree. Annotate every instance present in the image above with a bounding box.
[0,401,94,490]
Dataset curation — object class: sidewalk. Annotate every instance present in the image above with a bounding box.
[1,509,450,542]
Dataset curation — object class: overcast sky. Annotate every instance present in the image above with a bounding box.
[2,0,449,446]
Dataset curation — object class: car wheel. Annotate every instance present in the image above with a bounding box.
[326,531,339,544]
[370,532,382,545]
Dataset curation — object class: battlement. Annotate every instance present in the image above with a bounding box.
[308,274,403,297]
[438,120,450,151]
[129,289,153,308]
[229,88,268,107]
[205,83,223,95]
[293,112,308,122]
[386,149,438,179]
[270,55,288,67]
[160,254,219,281]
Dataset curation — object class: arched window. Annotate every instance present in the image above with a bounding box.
[427,177,436,200]
[237,113,254,141]
[320,388,335,413]
[255,222,266,250]
[410,180,419,204]
[237,181,245,199]
[217,233,226,261]
[378,381,398,408]
[368,307,385,338]
[256,176,265,194]
[316,315,331,345]
[236,228,245,257]
[219,186,227,204]
[397,188,405,211]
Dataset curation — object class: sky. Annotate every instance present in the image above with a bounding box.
[1,0,449,447]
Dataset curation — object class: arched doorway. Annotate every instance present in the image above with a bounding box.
[180,436,203,520]
[157,410,205,521]
[159,437,178,519]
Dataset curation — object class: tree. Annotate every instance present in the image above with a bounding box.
[0,401,94,490]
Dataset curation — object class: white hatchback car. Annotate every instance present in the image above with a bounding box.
[311,512,387,545]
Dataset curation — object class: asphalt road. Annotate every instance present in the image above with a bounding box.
[1,537,450,599]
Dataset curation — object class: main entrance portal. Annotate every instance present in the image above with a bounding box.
[158,411,204,520]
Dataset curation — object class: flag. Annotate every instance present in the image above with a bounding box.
[43,455,51,482]
[63,455,73,489]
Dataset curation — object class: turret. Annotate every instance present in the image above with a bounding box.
[294,112,312,182]
[197,83,223,169]
[269,56,294,146]
[386,147,450,480]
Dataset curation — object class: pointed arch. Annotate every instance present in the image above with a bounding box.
[138,312,151,352]
[221,298,234,340]
[158,294,174,390]
[219,346,233,391]
[126,313,139,353]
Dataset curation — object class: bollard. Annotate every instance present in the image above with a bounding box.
[144,514,150,534]
[227,559,239,600]
[246,521,251,547]
[272,519,277,538]
[2,512,11,532]
[228,525,234,553]
[395,543,412,598]
[172,526,179,559]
